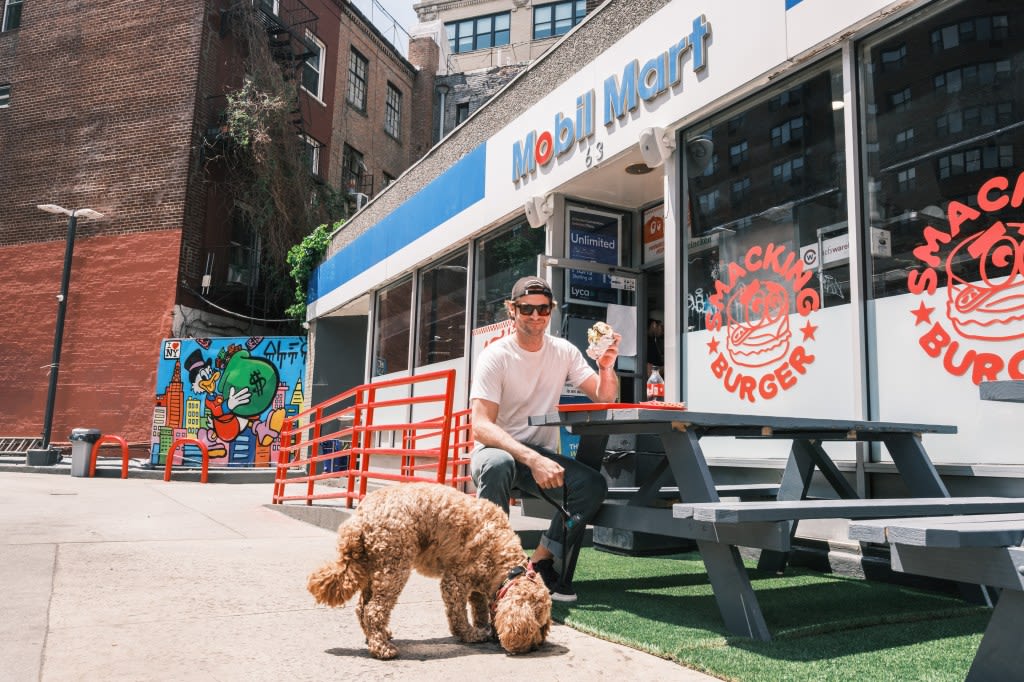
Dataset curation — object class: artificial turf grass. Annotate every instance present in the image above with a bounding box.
[553,548,989,681]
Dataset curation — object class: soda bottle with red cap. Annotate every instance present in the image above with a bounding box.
[646,367,665,402]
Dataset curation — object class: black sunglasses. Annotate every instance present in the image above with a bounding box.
[515,303,553,316]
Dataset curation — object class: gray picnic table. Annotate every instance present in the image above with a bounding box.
[528,406,1024,640]
[850,513,1024,681]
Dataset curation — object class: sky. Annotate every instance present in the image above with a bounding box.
[350,0,420,55]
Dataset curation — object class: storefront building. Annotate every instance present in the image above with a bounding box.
[307,0,1024,526]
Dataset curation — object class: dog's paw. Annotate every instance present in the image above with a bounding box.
[460,625,493,643]
[368,641,399,660]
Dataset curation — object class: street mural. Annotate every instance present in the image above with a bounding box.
[151,336,307,467]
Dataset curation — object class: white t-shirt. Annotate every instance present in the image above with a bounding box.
[470,333,596,451]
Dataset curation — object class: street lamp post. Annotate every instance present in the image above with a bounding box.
[26,204,104,466]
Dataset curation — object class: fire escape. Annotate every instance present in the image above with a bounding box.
[199,0,321,323]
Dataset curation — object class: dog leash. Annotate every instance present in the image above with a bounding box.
[533,485,582,593]
[533,485,582,531]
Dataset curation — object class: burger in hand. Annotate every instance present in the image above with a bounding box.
[586,321,615,360]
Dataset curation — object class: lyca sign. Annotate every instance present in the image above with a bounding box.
[512,15,712,183]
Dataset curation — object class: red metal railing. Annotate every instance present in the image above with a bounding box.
[400,408,473,492]
[273,369,466,507]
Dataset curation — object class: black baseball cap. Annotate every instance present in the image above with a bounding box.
[510,276,553,300]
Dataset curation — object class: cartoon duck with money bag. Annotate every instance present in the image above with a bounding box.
[188,344,286,450]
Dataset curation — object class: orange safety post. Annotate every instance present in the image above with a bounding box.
[89,434,130,479]
[163,438,211,483]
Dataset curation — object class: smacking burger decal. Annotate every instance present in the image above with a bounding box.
[705,243,820,402]
[908,171,1024,384]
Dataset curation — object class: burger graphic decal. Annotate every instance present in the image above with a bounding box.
[908,171,1024,384]
[945,221,1024,341]
[706,243,819,402]
[725,279,792,368]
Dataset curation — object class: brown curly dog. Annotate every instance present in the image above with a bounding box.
[307,482,552,659]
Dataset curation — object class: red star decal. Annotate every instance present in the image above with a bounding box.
[707,337,720,354]
[800,320,817,342]
[911,301,934,326]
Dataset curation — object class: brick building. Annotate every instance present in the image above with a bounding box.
[0,0,437,447]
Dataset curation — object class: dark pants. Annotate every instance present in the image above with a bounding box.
[471,444,607,573]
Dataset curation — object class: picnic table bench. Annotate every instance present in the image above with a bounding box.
[674,497,1024,523]
[604,482,780,501]
[849,514,1024,681]
[526,406,994,640]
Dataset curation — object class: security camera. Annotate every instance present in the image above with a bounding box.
[639,126,676,168]
[686,137,715,176]
[524,195,553,229]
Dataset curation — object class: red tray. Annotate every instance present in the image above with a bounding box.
[557,401,686,412]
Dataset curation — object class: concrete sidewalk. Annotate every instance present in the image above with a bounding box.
[1,471,720,681]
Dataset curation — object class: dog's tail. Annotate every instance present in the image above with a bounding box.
[307,521,369,607]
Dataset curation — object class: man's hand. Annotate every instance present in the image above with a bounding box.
[528,453,565,489]
[597,333,622,370]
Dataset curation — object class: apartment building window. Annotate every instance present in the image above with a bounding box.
[456,102,470,125]
[384,83,401,139]
[533,1,586,39]
[930,14,1009,51]
[302,33,326,100]
[256,0,279,16]
[445,12,510,54]
[770,116,805,147]
[0,84,9,107]
[894,127,915,151]
[301,135,321,176]
[2,0,23,31]
[729,140,748,167]
[347,48,368,111]
[342,143,366,193]
[381,172,396,189]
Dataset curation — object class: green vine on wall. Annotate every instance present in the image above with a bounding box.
[285,221,340,320]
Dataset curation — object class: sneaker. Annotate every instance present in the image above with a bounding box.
[529,558,578,603]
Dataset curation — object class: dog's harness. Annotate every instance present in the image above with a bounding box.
[490,563,534,613]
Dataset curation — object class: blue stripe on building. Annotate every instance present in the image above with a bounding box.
[309,143,488,304]
[786,0,805,8]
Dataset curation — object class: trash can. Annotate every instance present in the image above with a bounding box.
[69,428,102,477]
[321,438,350,473]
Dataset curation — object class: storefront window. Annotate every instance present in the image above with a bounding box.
[373,278,412,376]
[860,0,1024,300]
[415,250,468,366]
[684,59,847,333]
[473,219,546,327]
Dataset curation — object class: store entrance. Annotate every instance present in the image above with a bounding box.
[644,267,665,384]
[539,255,644,402]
